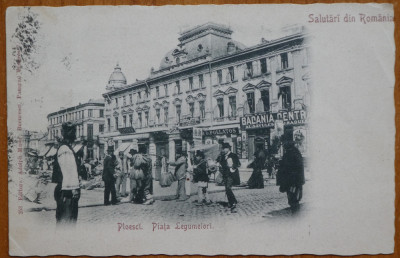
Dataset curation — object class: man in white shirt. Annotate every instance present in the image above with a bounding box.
[52,122,80,226]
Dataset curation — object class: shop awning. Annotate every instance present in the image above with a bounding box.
[114,142,132,156]
[73,143,83,153]
[38,146,51,157]
[45,146,57,157]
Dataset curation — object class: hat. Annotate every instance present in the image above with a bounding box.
[129,149,137,155]
[118,151,124,155]
[61,122,76,140]
[222,142,231,150]
[195,150,205,159]
[107,146,114,152]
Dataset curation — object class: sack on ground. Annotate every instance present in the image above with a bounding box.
[159,172,175,187]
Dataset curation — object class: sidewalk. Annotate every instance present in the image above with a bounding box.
[26,170,277,212]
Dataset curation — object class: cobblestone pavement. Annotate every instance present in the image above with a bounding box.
[27,181,309,226]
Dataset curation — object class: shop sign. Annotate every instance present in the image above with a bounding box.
[240,110,307,129]
[203,127,239,136]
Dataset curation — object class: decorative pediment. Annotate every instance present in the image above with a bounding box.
[302,72,311,81]
[213,89,225,98]
[136,106,142,112]
[153,102,161,109]
[173,98,182,105]
[186,95,195,103]
[142,105,150,111]
[255,80,271,90]
[242,83,255,93]
[121,108,134,115]
[113,111,119,117]
[162,100,169,108]
[225,86,238,96]
[276,76,293,87]
[197,93,206,101]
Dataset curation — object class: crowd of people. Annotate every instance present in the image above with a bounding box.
[52,122,305,226]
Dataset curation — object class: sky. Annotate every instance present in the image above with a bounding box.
[6,5,306,132]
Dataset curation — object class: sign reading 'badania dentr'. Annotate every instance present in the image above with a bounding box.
[240,110,307,129]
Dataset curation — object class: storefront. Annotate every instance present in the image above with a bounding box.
[203,127,240,154]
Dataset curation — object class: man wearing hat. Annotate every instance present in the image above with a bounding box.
[115,151,128,198]
[218,142,241,213]
[193,150,211,206]
[102,146,119,205]
[52,122,80,226]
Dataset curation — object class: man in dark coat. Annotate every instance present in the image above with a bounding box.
[218,142,241,213]
[52,122,80,227]
[102,146,119,205]
[193,150,211,206]
[277,141,305,212]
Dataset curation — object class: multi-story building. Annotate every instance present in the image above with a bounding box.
[100,22,311,169]
[46,99,105,160]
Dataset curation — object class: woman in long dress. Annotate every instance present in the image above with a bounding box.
[247,147,265,189]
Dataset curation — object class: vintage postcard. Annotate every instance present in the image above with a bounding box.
[6,4,395,256]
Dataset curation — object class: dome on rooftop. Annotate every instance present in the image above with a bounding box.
[106,64,127,90]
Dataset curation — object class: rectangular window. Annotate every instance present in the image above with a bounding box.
[189,102,194,118]
[175,81,180,94]
[199,74,204,88]
[176,105,181,122]
[247,92,255,114]
[87,124,93,140]
[107,118,111,132]
[88,109,93,117]
[199,101,205,119]
[281,53,289,70]
[115,98,118,107]
[99,110,104,118]
[217,98,224,118]
[245,62,253,77]
[156,109,161,124]
[156,86,160,98]
[129,114,133,127]
[129,94,133,104]
[164,107,169,124]
[138,113,142,128]
[99,124,104,133]
[189,77,193,90]
[81,111,84,119]
[123,115,127,128]
[138,92,141,101]
[261,90,270,112]
[228,66,235,81]
[123,96,126,106]
[145,112,149,127]
[164,84,168,96]
[280,86,291,110]
[260,58,267,74]
[229,96,237,117]
[217,70,222,84]
[115,117,119,130]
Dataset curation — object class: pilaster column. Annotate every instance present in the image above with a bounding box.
[149,135,156,177]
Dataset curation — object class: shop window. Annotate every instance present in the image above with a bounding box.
[217,98,224,118]
[217,70,222,84]
[280,86,291,110]
[260,58,267,74]
[247,92,255,114]
[189,77,194,90]
[176,105,181,122]
[199,101,205,119]
[261,90,270,112]
[281,53,289,70]
[189,102,194,118]
[199,74,204,88]
[99,124,104,133]
[228,66,235,81]
[229,96,237,117]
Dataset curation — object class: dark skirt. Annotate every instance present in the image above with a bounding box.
[248,169,264,189]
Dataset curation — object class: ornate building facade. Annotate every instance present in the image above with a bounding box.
[46,99,105,159]
[100,23,311,169]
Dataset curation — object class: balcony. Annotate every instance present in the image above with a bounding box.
[118,127,136,134]
[213,115,238,122]
[178,115,201,127]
